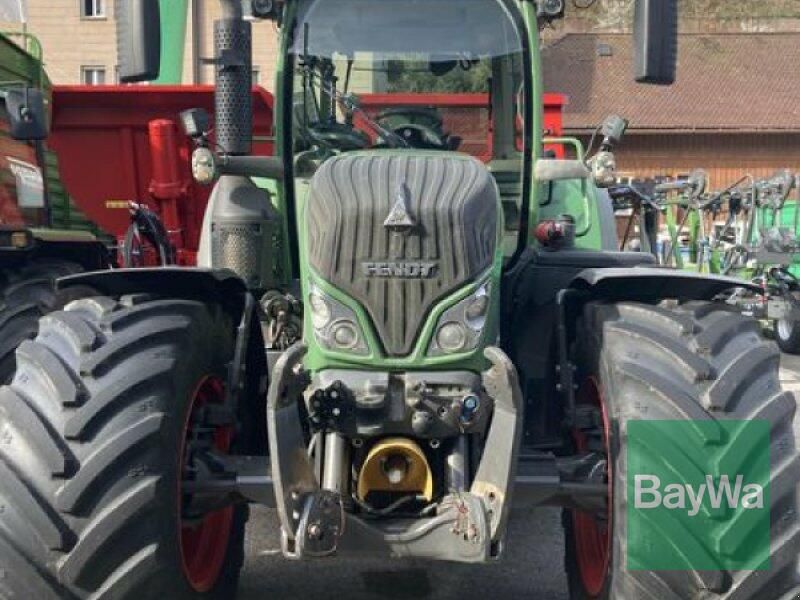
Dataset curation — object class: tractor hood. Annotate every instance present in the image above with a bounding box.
[305,153,500,356]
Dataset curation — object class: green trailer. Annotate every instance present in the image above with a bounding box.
[0,30,109,381]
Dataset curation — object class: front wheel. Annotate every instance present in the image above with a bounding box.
[0,295,251,599]
[564,301,800,600]
[775,315,800,354]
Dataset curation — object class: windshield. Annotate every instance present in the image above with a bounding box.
[289,0,526,178]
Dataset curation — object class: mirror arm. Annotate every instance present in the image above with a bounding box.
[219,0,244,18]
[534,159,591,183]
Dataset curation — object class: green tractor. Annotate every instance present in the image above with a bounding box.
[0,31,109,382]
[0,1,797,599]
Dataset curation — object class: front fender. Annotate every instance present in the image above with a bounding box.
[57,267,249,320]
[569,267,760,303]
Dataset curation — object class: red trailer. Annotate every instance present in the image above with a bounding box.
[49,85,274,265]
[49,87,564,266]
[357,92,567,159]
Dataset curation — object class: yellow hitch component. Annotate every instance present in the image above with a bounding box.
[357,437,433,502]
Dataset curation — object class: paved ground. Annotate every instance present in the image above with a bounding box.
[238,356,800,600]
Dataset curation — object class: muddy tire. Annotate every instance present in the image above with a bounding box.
[0,259,87,382]
[0,295,255,599]
[564,301,800,600]
[775,316,800,355]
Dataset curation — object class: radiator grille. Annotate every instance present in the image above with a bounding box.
[306,154,498,356]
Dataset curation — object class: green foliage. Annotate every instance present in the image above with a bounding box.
[386,60,491,93]
[677,0,800,18]
[575,0,800,23]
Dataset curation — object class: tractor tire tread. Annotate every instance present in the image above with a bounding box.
[566,301,799,600]
[0,259,86,382]
[0,296,245,599]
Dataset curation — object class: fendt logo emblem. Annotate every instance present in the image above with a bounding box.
[362,262,438,279]
[383,183,416,232]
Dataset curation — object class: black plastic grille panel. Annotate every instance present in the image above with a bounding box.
[306,154,498,356]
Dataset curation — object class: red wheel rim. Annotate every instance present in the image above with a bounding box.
[571,377,612,598]
[179,376,234,593]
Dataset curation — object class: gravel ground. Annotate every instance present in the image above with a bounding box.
[237,355,800,600]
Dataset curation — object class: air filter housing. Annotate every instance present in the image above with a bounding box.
[210,175,278,290]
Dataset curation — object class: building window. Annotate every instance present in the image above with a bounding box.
[81,66,106,85]
[81,0,105,18]
[252,67,261,86]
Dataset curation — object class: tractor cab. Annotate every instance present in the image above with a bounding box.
[282,0,527,374]
[286,0,527,264]
[287,0,525,166]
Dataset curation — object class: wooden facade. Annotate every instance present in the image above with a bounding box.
[608,132,800,191]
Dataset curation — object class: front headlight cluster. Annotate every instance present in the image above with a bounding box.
[308,286,369,355]
[428,281,491,356]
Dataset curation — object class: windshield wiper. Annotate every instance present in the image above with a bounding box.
[335,89,411,149]
[302,70,411,149]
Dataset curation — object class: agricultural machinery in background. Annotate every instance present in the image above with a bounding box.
[0,2,796,600]
[611,168,800,353]
[48,85,277,267]
[0,22,263,384]
[718,171,800,352]
[0,30,110,382]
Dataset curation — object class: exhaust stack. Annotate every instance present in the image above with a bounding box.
[214,1,253,155]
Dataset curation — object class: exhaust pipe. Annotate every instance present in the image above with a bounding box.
[215,0,252,155]
[205,0,278,291]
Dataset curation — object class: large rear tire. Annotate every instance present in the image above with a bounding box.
[564,301,800,600]
[0,294,254,599]
[0,259,86,382]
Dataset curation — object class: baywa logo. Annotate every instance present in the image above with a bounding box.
[627,420,771,572]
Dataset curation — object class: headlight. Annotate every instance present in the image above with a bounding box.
[191,147,217,186]
[309,291,331,329]
[436,322,468,352]
[464,284,490,330]
[331,320,360,349]
[428,280,491,356]
[308,286,368,355]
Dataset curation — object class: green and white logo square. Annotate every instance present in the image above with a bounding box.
[627,420,771,571]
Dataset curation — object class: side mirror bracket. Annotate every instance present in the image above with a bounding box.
[534,159,591,183]
[245,0,283,21]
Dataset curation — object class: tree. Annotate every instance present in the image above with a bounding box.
[386,60,492,94]
[572,0,800,28]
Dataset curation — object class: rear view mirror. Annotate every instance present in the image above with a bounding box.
[601,115,628,147]
[116,0,161,83]
[633,0,678,85]
[4,87,48,141]
[180,108,212,139]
